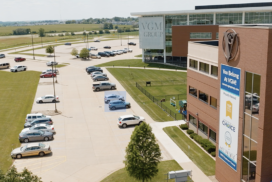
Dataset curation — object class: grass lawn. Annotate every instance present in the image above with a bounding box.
[163,126,215,176]
[55,63,70,68]
[106,68,186,122]
[0,71,41,172]
[135,54,142,57]
[96,59,186,70]
[101,160,192,182]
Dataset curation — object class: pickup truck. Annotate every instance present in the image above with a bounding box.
[10,65,27,72]
[92,81,116,91]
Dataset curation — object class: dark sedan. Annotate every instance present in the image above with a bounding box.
[87,67,103,74]
[104,51,115,56]
[128,42,136,46]
[98,52,110,57]
[104,46,111,49]
[19,130,54,143]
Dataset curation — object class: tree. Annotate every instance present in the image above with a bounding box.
[124,122,162,182]
[79,48,89,59]
[103,23,109,29]
[117,28,123,33]
[46,45,54,55]
[71,48,78,57]
[83,32,86,35]
[109,23,113,29]
[0,166,42,182]
[99,30,104,34]
[71,32,75,36]
[38,28,45,37]
[115,25,118,29]
[105,30,110,34]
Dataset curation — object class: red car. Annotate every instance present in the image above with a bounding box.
[40,72,56,78]
[14,57,26,62]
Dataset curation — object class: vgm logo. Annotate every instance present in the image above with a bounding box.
[141,21,163,37]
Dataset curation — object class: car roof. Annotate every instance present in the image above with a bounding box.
[120,115,134,118]
[44,95,54,97]
[27,113,43,116]
[25,143,41,147]
[100,81,110,83]
[33,124,47,127]
[105,94,117,97]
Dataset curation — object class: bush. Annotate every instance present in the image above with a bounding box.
[211,151,216,157]
[180,124,188,130]
[190,133,197,139]
[206,144,216,153]
[193,135,203,144]
[186,129,194,135]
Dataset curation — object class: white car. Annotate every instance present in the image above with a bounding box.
[36,95,59,103]
[112,50,120,55]
[42,69,59,75]
[124,48,133,52]
[10,65,27,72]
[21,124,56,134]
[117,115,145,128]
[46,61,58,66]
[89,47,98,51]
[25,113,51,122]
[118,50,124,54]
[91,72,107,77]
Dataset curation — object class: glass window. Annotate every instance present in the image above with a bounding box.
[189,115,197,126]
[199,62,209,74]
[210,96,217,108]
[199,90,208,103]
[251,117,258,142]
[242,157,249,182]
[189,14,213,25]
[245,72,253,93]
[198,121,208,135]
[209,129,216,141]
[243,135,250,159]
[216,13,243,24]
[253,74,261,96]
[189,86,197,97]
[244,114,251,137]
[211,65,218,77]
[216,32,219,39]
[245,12,272,24]
[250,140,257,161]
[190,32,212,39]
[189,59,198,69]
[249,162,256,182]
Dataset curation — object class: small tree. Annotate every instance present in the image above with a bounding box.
[124,122,162,182]
[99,30,104,34]
[71,48,78,57]
[0,166,42,181]
[115,25,119,29]
[79,48,89,59]
[94,31,97,34]
[83,32,86,35]
[71,32,75,36]
[38,28,45,37]
[46,45,54,55]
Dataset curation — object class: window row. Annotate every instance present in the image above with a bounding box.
[189,59,218,77]
[189,115,216,141]
[189,86,217,108]
[190,32,212,39]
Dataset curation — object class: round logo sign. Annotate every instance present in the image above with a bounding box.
[225,131,232,148]
[222,29,239,62]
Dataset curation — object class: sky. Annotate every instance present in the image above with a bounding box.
[1,0,272,21]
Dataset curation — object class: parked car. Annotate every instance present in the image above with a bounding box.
[19,130,54,143]
[65,42,71,45]
[21,124,56,135]
[40,72,56,78]
[10,65,27,72]
[14,57,26,62]
[124,48,133,52]
[25,113,51,123]
[87,67,103,74]
[91,71,107,77]
[90,54,101,59]
[46,61,58,66]
[98,52,110,57]
[112,50,121,55]
[0,63,10,69]
[86,66,98,71]
[128,42,136,46]
[117,115,145,128]
[252,103,259,113]
[104,46,111,49]
[104,94,124,104]
[109,100,131,110]
[104,51,115,56]
[118,50,124,54]
[42,69,59,75]
[94,40,100,42]
[92,81,116,91]
[92,75,109,81]
[0,54,5,58]
[24,118,53,128]
[10,143,52,159]
[89,47,98,51]
[122,49,128,53]
[36,95,59,103]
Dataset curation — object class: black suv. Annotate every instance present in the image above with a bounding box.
[128,42,136,46]
[104,51,115,56]
[87,67,103,74]
[103,46,111,49]
[24,118,53,128]
[98,52,110,57]
[86,66,99,72]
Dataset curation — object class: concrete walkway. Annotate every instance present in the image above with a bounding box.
[151,121,212,182]
[103,66,187,72]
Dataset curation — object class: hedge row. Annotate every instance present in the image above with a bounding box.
[180,124,188,130]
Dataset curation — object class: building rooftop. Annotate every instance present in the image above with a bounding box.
[195,2,272,10]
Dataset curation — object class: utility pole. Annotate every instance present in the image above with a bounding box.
[51,51,58,113]
[53,46,58,83]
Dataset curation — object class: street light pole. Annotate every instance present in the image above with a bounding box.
[31,32,35,60]
[53,46,58,83]
[51,52,58,113]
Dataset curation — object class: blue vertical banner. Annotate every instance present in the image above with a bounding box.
[219,64,241,171]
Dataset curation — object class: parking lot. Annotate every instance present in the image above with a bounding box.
[1,39,172,182]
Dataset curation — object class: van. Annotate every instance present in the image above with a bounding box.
[0,63,10,69]
[25,113,51,123]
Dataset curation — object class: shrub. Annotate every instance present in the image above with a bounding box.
[206,144,216,153]
[180,124,188,130]
[200,139,210,148]
[211,151,216,157]
[186,129,194,135]
[190,133,197,139]
[193,135,203,144]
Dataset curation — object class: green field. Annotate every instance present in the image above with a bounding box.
[101,160,192,182]
[164,126,216,176]
[106,68,186,121]
[0,71,41,172]
[96,59,186,70]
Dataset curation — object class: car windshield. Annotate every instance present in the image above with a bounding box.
[13,66,18,68]
[21,146,27,151]
[41,115,46,118]
[118,117,122,121]
[41,96,45,99]
[30,126,35,130]
[39,143,45,148]
[134,115,140,119]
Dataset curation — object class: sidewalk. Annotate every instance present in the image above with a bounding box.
[103,66,187,72]
[150,121,212,182]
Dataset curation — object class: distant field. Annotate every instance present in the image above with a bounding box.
[0,24,134,36]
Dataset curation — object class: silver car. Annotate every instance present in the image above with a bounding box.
[43,69,59,75]
[90,54,101,59]
[91,72,107,77]
[21,124,56,134]
[19,130,54,143]
[104,94,124,104]
[92,75,109,81]
[11,143,52,159]
[0,54,5,58]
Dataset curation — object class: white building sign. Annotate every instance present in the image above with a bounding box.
[139,17,164,49]
[219,64,241,171]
